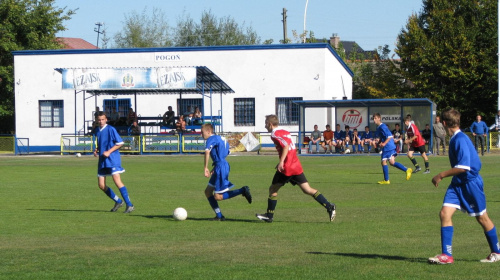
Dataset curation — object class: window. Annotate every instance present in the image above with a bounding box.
[276,97,302,125]
[178,98,203,116]
[103,98,131,119]
[234,98,255,126]
[39,100,64,128]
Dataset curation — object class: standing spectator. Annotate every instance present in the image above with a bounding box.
[162,106,175,127]
[202,123,252,221]
[321,124,334,154]
[93,112,134,213]
[373,113,412,184]
[433,116,447,155]
[360,126,374,153]
[308,124,322,154]
[470,114,488,156]
[495,110,500,148]
[428,108,500,264]
[422,124,432,152]
[126,108,137,126]
[255,114,336,223]
[392,123,403,153]
[404,116,430,174]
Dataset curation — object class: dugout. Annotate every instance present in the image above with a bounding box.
[294,98,436,154]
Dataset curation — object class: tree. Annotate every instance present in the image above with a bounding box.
[0,0,74,133]
[114,7,172,48]
[173,10,260,46]
[396,0,498,125]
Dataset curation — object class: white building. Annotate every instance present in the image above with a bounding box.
[13,43,353,152]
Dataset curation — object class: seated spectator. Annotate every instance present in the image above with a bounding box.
[392,123,403,153]
[183,106,194,125]
[421,123,432,152]
[126,108,137,126]
[360,126,373,153]
[193,106,203,125]
[333,124,344,153]
[321,124,334,154]
[308,124,322,153]
[342,125,353,153]
[162,106,175,127]
[108,108,120,126]
[175,115,187,133]
[351,128,362,153]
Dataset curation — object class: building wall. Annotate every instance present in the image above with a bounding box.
[14,44,353,149]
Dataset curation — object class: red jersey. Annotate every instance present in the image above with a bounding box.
[406,123,426,147]
[271,128,303,176]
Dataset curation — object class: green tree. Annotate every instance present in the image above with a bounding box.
[114,7,172,48]
[173,10,260,46]
[396,0,498,125]
[0,0,74,133]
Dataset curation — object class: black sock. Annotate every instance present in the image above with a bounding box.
[267,196,277,219]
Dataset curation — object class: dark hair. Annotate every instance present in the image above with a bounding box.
[441,108,460,128]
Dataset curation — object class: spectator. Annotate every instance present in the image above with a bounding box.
[342,125,353,153]
[422,124,432,152]
[108,108,120,126]
[130,121,141,135]
[126,108,137,126]
[333,124,344,153]
[495,110,500,148]
[193,106,203,125]
[309,124,322,154]
[183,106,194,125]
[162,106,175,127]
[392,123,403,153]
[360,126,374,153]
[321,124,334,154]
[470,114,488,156]
[351,128,362,153]
[176,115,186,134]
[433,116,447,156]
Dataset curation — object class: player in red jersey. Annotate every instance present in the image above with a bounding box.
[256,114,336,223]
[404,116,430,174]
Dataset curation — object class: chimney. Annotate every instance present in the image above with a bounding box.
[330,33,340,48]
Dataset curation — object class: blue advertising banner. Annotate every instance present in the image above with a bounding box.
[61,67,197,90]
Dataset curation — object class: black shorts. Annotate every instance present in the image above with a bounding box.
[409,145,426,154]
[272,171,308,186]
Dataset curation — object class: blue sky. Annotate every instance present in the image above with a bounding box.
[55,0,423,51]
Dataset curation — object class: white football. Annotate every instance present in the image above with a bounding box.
[173,207,188,221]
[76,153,81,157]
[345,149,351,154]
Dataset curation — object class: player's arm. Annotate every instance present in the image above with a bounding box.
[277,143,289,173]
[102,143,123,158]
[431,167,466,187]
[204,149,211,177]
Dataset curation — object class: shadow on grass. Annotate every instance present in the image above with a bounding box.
[137,214,261,223]
[307,252,428,263]
[27,208,109,213]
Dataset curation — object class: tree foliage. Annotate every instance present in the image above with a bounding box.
[396,0,498,125]
[114,7,172,48]
[0,0,74,132]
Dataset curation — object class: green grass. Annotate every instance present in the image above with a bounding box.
[1,154,500,279]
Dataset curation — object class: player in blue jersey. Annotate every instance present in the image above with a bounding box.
[428,108,500,264]
[202,123,252,221]
[373,113,412,184]
[93,112,134,213]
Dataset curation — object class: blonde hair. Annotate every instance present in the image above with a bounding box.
[265,114,279,126]
[202,123,213,133]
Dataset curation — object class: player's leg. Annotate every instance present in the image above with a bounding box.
[256,172,286,222]
[429,206,456,264]
[297,178,336,221]
[407,148,421,172]
[205,185,224,220]
[112,173,134,213]
[98,170,124,212]
[419,146,430,173]
[477,213,500,262]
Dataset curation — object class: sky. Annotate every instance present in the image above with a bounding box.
[54,0,424,52]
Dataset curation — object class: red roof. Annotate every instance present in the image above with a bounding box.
[57,37,97,49]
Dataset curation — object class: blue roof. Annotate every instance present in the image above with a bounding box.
[12,43,353,77]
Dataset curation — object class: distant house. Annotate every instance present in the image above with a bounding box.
[314,34,378,61]
[57,37,97,50]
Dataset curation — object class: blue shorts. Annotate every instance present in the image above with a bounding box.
[208,161,234,193]
[98,166,125,177]
[442,175,486,216]
[381,148,397,161]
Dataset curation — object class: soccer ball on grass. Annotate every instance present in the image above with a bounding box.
[344,149,351,154]
[173,207,188,221]
[76,153,81,157]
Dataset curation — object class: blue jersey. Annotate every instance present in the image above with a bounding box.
[470,121,489,134]
[449,130,481,185]
[94,124,124,168]
[205,134,230,164]
[334,130,343,140]
[376,123,396,151]
[361,131,373,140]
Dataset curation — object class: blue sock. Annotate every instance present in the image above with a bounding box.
[382,165,389,181]
[393,162,406,172]
[207,196,222,218]
[222,188,244,200]
[441,226,454,256]
[485,226,500,253]
[119,186,133,207]
[105,186,122,203]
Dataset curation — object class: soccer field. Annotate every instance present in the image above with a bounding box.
[1,154,499,279]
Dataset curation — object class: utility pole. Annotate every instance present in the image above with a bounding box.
[282,8,288,44]
[94,22,104,48]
